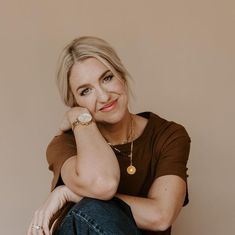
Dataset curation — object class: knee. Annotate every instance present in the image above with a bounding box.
[58,197,141,235]
[73,197,107,213]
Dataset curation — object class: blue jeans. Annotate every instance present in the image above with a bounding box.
[55,197,142,235]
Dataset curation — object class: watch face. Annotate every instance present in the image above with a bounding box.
[78,113,92,123]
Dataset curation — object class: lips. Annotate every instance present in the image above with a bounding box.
[99,99,118,112]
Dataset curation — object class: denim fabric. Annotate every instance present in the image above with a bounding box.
[55,197,142,235]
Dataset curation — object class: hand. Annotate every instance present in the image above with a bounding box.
[59,107,91,132]
[27,185,82,235]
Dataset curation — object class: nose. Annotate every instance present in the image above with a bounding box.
[96,86,110,103]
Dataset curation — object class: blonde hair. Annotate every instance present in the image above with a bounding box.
[56,36,132,107]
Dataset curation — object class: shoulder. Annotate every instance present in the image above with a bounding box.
[136,112,191,151]
[139,111,190,138]
[47,130,75,149]
[46,130,76,165]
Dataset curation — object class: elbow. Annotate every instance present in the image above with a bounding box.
[89,176,119,200]
[156,217,172,231]
[151,211,173,231]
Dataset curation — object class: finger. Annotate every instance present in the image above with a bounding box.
[42,220,51,235]
[31,210,43,235]
[31,224,44,235]
[28,223,40,235]
[60,115,71,131]
[27,221,33,235]
[41,213,51,235]
[55,130,63,136]
[36,211,45,235]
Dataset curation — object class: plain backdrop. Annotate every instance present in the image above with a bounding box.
[1,1,235,234]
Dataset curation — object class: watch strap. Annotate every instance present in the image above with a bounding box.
[72,116,92,131]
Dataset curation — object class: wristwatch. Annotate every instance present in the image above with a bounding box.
[72,113,93,131]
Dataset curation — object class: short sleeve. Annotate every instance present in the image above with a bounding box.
[155,124,191,205]
[46,131,76,191]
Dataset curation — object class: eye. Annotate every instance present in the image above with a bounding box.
[102,74,114,83]
[80,87,92,96]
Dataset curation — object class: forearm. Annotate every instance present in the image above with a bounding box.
[74,122,120,181]
[115,193,180,231]
[61,122,120,199]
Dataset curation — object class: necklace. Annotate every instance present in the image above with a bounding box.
[107,115,136,175]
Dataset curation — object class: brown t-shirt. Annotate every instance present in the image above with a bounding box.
[46,112,191,235]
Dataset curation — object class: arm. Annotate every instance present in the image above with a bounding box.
[31,108,119,234]
[116,175,186,231]
[60,107,120,199]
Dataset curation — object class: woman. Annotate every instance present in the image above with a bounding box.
[27,36,190,235]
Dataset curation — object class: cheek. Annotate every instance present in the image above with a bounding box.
[113,79,127,94]
[74,95,96,110]
[120,85,128,100]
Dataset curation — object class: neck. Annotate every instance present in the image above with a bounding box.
[97,111,134,145]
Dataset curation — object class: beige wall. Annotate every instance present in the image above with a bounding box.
[1,1,234,234]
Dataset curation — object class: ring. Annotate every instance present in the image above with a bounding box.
[32,224,42,230]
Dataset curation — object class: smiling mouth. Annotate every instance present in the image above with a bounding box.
[99,99,118,112]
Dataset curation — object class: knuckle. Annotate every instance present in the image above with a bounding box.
[33,210,39,216]
[44,211,50,218]
[34,208,46,218]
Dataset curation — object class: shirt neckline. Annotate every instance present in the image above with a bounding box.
[112,112,154,150]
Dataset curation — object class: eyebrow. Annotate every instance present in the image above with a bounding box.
[76,69,111,91]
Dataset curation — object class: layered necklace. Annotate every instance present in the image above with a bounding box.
[107,115,136,175]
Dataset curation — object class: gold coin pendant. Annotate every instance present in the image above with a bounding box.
[127,165,136,175]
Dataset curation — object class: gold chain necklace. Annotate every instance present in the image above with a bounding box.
[107,115,136,175]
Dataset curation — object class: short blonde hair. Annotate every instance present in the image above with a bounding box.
[56,36,131,107]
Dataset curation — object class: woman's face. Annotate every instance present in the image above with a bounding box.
[69,57,129,124]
